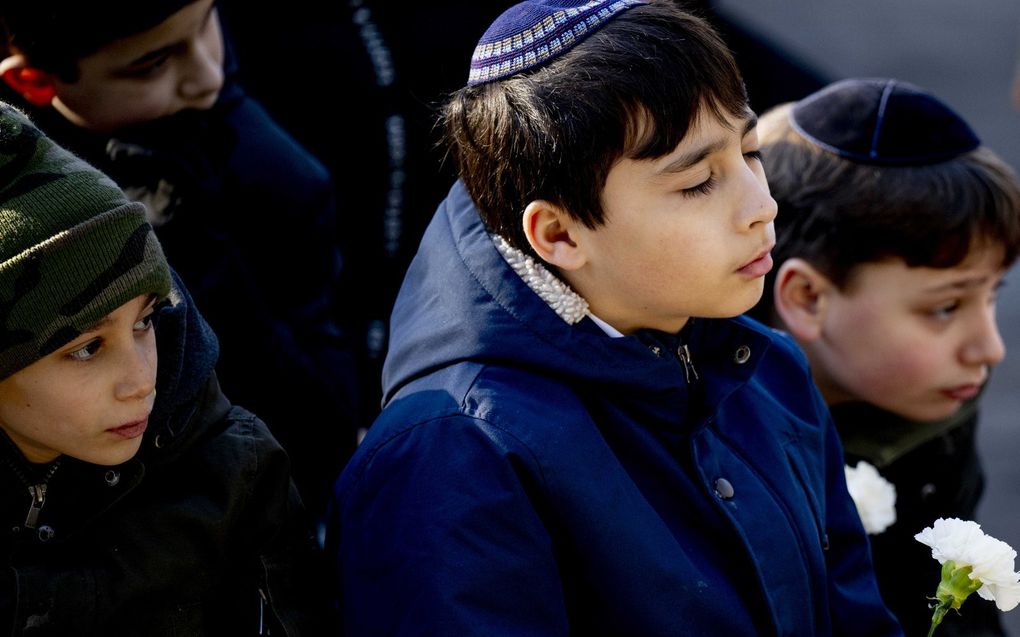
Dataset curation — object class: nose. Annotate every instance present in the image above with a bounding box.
[178,17,224,101]
[736,161,778,230]
[116,339,158,402]
[960,306,1006,368]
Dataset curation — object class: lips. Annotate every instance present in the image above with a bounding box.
[737,245,775,278]
[107,418,149,440]
[940,384,982,402]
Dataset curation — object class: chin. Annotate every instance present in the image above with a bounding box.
[76,441,144,466]
[889,401,962,424]
[718,283,765,318]
[705,296,763,320]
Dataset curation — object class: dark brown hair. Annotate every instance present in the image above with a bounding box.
[442,1,747,256]
[1,0,197,81]
[749,102,1020,321]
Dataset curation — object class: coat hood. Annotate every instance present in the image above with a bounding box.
[383,181,773,407]
[142,268,221,461]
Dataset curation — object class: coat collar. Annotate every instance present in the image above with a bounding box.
[490,234,590,325]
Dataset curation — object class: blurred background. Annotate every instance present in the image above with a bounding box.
[713,1,1020,633]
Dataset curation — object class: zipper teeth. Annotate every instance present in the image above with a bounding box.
[3,454,60,488]
[2,456,31,489]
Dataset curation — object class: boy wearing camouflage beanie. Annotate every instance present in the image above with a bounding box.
[0,103,335,634]
[0,101,171,384]
[0,0,358,517]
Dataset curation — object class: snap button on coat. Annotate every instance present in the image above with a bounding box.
[714,478,735,499]
[734,345,751,364]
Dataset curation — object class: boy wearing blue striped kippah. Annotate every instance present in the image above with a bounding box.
[330,3,902,635]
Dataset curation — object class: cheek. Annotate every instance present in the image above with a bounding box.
[146,334,159,383]
[653,223,717,276]
[856,345,940,392]
[827,306,931,380]
[126,81,178,111]
[0,395,65,442]
[838,321,945,398]
[73,88,171,131]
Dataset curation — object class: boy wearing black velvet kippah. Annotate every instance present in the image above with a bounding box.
[752,77,1020,636]
[330,3,902,636]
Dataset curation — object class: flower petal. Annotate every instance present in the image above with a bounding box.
[917,518,1020,612]
[844,461,897,535]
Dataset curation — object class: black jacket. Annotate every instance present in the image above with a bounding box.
[0,75,358,515]
[1,273,334,635]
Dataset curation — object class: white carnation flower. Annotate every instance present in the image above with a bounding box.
[916,518,1020,612]
[844,461,896,535]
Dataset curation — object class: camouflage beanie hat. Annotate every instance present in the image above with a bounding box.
[0,103,171,380]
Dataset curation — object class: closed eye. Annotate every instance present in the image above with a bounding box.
[681,176,716,198]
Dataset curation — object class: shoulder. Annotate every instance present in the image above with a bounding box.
[162,392,293,505]
[338,361,595,500]
[722,315,830,434]
[210,405,290,465]
[732,314,815,394]
[732,314,810,372]
[219,91,332,195]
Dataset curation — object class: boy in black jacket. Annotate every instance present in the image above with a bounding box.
[0,102,333,635]
[0,0,357,515]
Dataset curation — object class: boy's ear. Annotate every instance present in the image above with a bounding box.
[522,200,586,271]
[0,54,57,107]
[773,258,833,343]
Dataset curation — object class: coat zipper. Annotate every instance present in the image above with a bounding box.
[25,484,47,529]
[22,460,61,530]
[258,587,267,634]
[677,343,699,384]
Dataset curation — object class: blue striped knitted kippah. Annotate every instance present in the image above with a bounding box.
[789,78,980,165]
[468,0,646,86]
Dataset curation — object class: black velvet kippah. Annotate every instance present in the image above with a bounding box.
[789,78,980,165]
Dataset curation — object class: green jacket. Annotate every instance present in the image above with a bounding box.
[834,399,1004,637]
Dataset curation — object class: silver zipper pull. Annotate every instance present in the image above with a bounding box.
[25,484,47,529]
[677,344,699,384]
[258,587,267,635]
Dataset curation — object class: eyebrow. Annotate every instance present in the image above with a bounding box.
[82,314,115,333]
[656,114,759,176]
[80,295,159,334]
[921,275,1000,294]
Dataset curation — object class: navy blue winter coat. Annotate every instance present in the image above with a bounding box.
[330,181,902,637]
